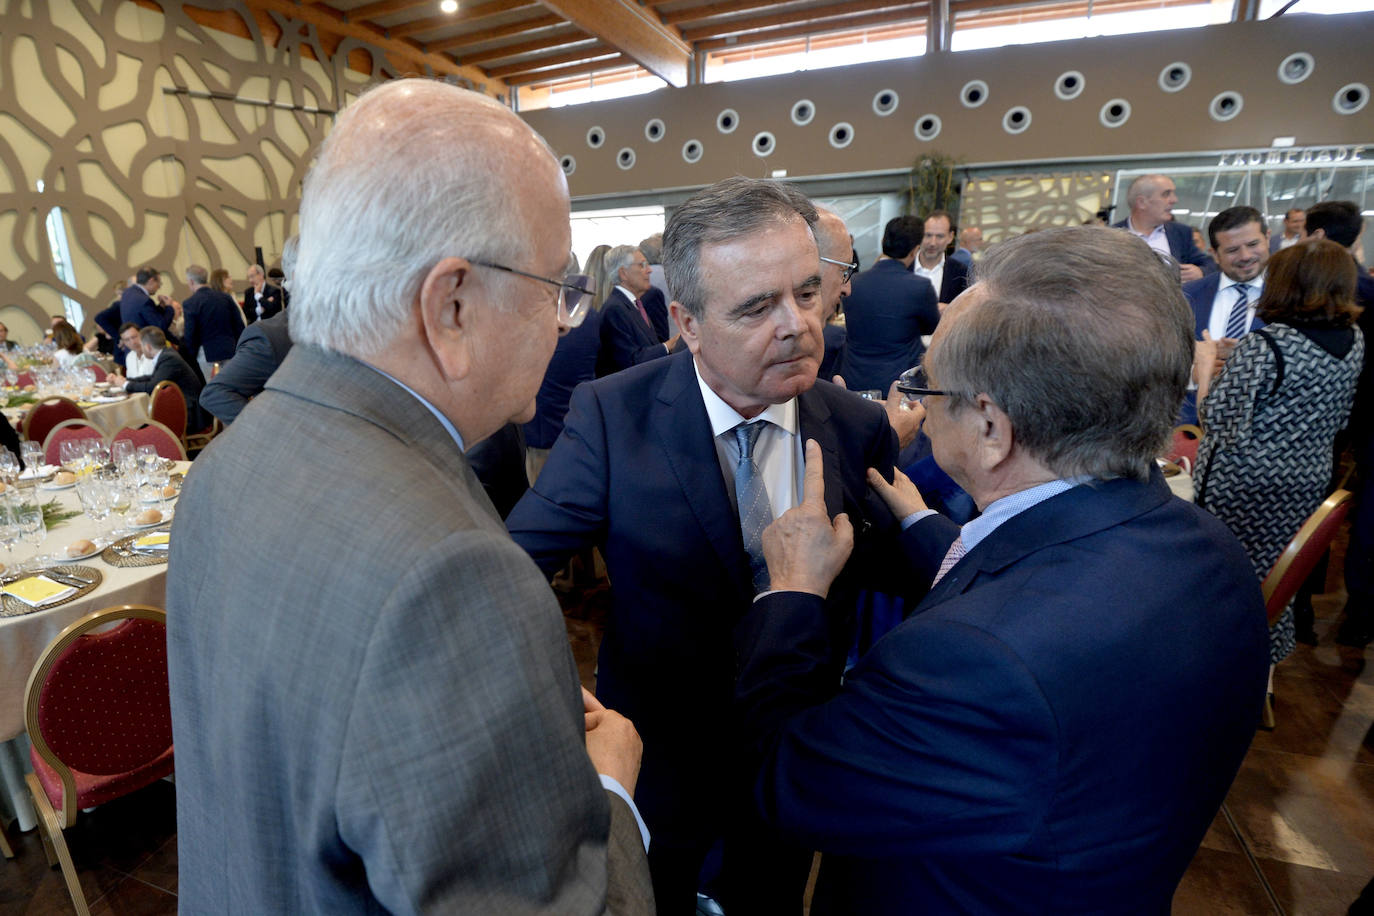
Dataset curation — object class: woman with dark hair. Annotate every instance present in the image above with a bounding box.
[210,268,234,296]
[1194,239,1365,663]
[50,320,91,369]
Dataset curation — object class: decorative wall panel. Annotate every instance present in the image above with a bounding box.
[961,171,1114,242]
[0,0,398,341]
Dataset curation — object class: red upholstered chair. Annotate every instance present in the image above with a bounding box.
[42,420,106,467]
[1165,424,1203,474]
[24,605,173,915]
[148,380,187,442]
[21,397,86,448]
[15,371,34,388]
[111,421,187,461]
[1258,489,1353,728]
[88,364,106,383]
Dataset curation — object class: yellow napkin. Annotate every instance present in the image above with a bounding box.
[4,576,76,607]
[135,532,170,550]
[76,401,97,408]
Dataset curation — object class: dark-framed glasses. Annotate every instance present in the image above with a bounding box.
[820,255,859,283]
[895,364,949,400]
[469,259,594,328]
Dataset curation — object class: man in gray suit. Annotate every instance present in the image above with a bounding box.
[167,79,654,914]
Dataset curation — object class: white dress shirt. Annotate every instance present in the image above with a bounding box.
[1126,218,1172,259]
[913,255,946,301]
[124,349,158,379]
[1206,272,1265,341]
[694,359,802,522]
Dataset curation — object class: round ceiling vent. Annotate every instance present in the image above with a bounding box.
[828,122,854,148]
[644,118,665,142]
[586,126,605,148]
[790,99,815,126]
[752,131,776,157]
[616,147,636,170]
[559,155,575,176]
[960,79,989,108]
[1158,62,1191,93]
[1099,98,1131,128]
[1002,106,1032,134]
[914,114,942,142]
[716,108,739,133]
[682,138,703,163]
[1054,70,1085,100]
[1209,91,1244,121]
[1333,82,1369,115]
[872,88,899,116]
[1277,52,1314,85]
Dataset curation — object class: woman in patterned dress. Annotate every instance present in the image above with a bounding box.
[1194,239,1364,664]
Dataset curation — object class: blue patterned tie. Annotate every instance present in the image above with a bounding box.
[733,422,773,592]
[1224,283,1251,340]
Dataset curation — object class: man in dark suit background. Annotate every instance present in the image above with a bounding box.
[739,226,1267,914]
[241,263,284,324]
[109,326,206,431]
[200,310,289,425]
[596,244,675,376]
[119,266,175,332]
[509,177,915,914]
[914,209,970,306]
[1270,206,1306,253]
[179,263,244,378]
[839,215,941,393]
[1112,173,1217,281]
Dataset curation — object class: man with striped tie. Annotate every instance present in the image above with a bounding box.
[735,226,1269,915]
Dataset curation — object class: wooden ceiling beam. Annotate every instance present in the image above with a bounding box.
[346,0,432,20]
[505,54,631,84]
[426,13,565,51]
[457,26,590,63]
[488,45,618,78]
[384,0,535,38]
[538,0,691,87]
[240,0,506,93]
[695,6,924,50]
[681,0,922,41]
[661,0,812,26]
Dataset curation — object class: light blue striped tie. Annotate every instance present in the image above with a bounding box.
[733,422,773,592]
[1224,283,1251,340]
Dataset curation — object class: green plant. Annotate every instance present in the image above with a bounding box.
[907,152,964,218]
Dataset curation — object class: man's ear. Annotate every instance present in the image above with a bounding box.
[418,257,475,382]
[671,301,701,355]
[972,394,1014,471]
[1308,228,1327,241]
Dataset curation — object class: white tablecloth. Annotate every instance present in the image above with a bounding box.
[4,391,151,441]
[0,460,189,831]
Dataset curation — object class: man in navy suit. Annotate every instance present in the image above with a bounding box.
[509,178,914,914]
[119,266,175,332]
[241,264,284,324]
[1180,206,1271,423]
[1270,206,1306,253]
[1113,174,1216,281]
[915,209,971,305]
[840,215,941,393]
[738,226,1268,915]
[596,244,674,376]
[179,263,244,377]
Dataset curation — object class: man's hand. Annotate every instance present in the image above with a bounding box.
[866,466,929,519]
[583,687,643,795]
[761,440,854,597]
[1179,264,1204,283]
[109,373,127,387]
[884,379,924,449]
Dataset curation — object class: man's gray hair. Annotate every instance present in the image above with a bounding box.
[926,226,1193,481]
[638,233,663,264]
[663,176,818,318]
[281,235,298,280]
[185,264,208,286]
[604,245,641,283]
[139,326,168,350]
[291,79,557,358]
[1126,174,1167,209]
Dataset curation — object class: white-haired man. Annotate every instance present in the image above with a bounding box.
[597,244,674,376]
[167,79,652,914]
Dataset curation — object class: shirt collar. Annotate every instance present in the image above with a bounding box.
[1217,271,1264,295]
[959,476,1091,554]
[915,255,945,273]
[615,285,639,303]
[692,357,797,438]
[362,363,466,453]
[1126,216,1166,239]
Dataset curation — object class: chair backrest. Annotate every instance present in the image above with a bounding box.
[89,364,107,382]
[111,421,188,461]
[24,605,170,824]
[148,380,187,440]
[21,397,87,446]
[42,419,107,466]
[15,371,33,388]
[1261,489,1354,626]
[1166,424,1203,473]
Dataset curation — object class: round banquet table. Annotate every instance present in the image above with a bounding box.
[3,391,151,441]
[0,460,190,833]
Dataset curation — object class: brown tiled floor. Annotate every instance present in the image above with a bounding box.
[2,577,1370,914]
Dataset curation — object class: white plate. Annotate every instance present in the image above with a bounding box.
[59,545,101,561]
[38,480,76,491]
[19,465,60,481]
[131,511,173,529]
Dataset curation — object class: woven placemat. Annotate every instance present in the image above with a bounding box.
[102,528,171,568]
[0,564,103,619]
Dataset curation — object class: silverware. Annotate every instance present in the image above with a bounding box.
[43,571,93,588]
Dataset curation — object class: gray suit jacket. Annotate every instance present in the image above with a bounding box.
[167,344,653,914]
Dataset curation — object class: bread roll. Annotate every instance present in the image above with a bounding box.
[136,508,162,525]
[162,484,178,499]
[53,471,76,485]
[66,539,96,558]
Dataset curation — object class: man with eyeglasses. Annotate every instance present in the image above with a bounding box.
[166,79,652,915]
[839,214,941,394]
[598,244,678,376]
[509,176,918,915]
[735,226,1266,914]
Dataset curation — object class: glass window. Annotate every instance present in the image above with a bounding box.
[952,2,1230,52]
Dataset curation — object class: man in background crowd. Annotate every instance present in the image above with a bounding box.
[1113,174,1217,281]
[1270,206,1306,253]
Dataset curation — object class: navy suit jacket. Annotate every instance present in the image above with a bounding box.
[839,259,940,392]
[641,286,670,342]
[736,471,1268,914]
[524,307,602,449]
[119,285,173,332]
[181,287,243,363]
[1113,219,1217,274]
[1183,273,1265,340]
[507,350,911,846]
[126,347,206,431]
[936,256,971,304]
[200,311,291,425]
[596,289,667,377]
[241,283,284,324]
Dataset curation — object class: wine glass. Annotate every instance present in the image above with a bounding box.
[83,437,109,471]
[111,439,135,477]
[0,451,17,487]
[108,476,136,536]
[59,440,85,476]
[20,441,43,475]
[136,445,160,483]
[75,475,111,533]
[17,506,45,573]
[0,503,19,573]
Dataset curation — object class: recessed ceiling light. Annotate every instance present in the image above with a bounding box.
[440,0,458,12]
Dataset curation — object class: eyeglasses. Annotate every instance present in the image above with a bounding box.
[895,384,950,399]
[820,255,859,283]
[469,259,594,328]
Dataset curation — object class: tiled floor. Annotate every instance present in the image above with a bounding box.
[2,579,1371,914]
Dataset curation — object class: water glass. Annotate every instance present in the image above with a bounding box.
[59,439,84,474]
[111,439,135,475]
[20,441,43,474]
[0,451,17,487]
[76,475,111,531]
[83,437,109,471]
[17,507,44,571]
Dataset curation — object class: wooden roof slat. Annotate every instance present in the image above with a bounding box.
[659,0,808,26]
[539,0,691,87]
[680,0,923,42]
[486,43,614,78]
[695,6,925,50]
[506,53,632,85]
[426,13,566,51]
[458,27,591,64]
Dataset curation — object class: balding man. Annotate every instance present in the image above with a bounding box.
[180,263,243,376]
[1270,207,1306,253]
[1112,174,1216,282]
[813,205,855,381]
[167,79,652,914]
[241,263,283,324]
[741,227,1266,913]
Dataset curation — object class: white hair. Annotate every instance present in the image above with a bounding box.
[603,245,640,281]
[291,79,560,358]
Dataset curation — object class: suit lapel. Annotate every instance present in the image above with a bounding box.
[796,389,845,521]
[651,354,753,593]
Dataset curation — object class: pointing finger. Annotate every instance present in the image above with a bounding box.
[802,439,826,507]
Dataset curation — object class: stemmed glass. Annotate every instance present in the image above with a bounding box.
[0,452,18,488]
[59,440,85,476]
[20,441,43,476]
[0,501,20,574]
[136,445,160,485]
[83,438,109,472]
[107,474,136,537]
[17,506,45,573]
[75,474,111,535]
[111,440,136,477]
